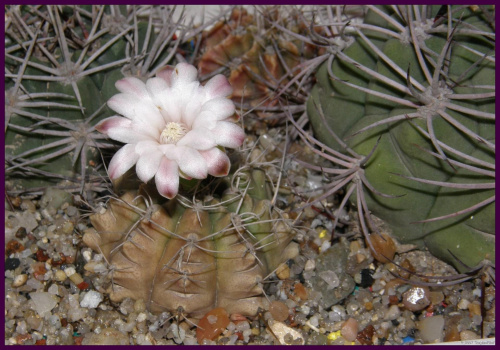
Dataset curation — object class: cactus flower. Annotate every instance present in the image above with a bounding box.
[97,62,245,199]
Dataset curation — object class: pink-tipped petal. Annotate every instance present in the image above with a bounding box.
[156,66,175,86]
[135,148,164,183]
[176,127,216,150]
[115,77,148,98]
[199,148,230,177]
[95,116,131,135]
[108,144,140,179]
[204,74,233,100]
[200,98,236,119]
[176,146,208,179]
[108,93,165,133]
[211,121,245,148]
[155,157,179,199]
[172,62,198,85]
[95,117,152,143]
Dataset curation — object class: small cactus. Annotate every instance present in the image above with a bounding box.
[83,149,298,317]
[196,7,324,122]
[306,5,495,272]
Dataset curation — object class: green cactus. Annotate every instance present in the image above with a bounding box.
[82,148,298,318]
[4,5,213,196]
[306,5,495,272]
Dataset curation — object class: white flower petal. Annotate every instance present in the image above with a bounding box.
[146,77,169,98]
[199,148,231,177]
[176,127,216,150]
[176,146,208,179]
[95,116,153,144]
[204,74,233,100]
[172,62,198,85]
[155,157,179,199]
[115,77,149,98]
[108,144,140,180]
[135,148,164,183]
[211,121,245,149]
[201,98,236,119]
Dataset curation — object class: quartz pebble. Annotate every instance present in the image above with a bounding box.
[12,274,28,287]
[268,320,305,345]
[276,264,290,280]
[418,315,445,344]
[29,292,59,317]
[341,317,359,342]
[80,291,103,309]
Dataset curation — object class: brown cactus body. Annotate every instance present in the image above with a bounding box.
[83,166,297,318]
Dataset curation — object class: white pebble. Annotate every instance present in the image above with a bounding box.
[12,274,28,287]
[29,292,59,317]
[457,298,470,310]
[48,284,59,295]
[64,266,76,277]
[304,259,316,271]
[80,291,103,309]
[319,270,340,290]
[384,305,400,320]
[418,315,444,343]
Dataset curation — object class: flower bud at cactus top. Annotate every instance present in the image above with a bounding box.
[83,165,298,318]
[307,5,495,272]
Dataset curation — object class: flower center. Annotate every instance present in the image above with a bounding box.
[160,122,187,144]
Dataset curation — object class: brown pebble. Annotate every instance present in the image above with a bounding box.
[367,233,396,263]
[341,317,359,342]
[196,307,230,344]
[276,264,290,280]
[388,295,399,305]
[398,259,415,279]
[357,324,375,345]
[467,302,481,316]
[402,286,430,312]
[6,240,25,255]
[269,300,289,322]
[294,282,308,300]
[429,291,444,305]
[444,324,461,342]
[15,227,27,239]
[364,302,373,311]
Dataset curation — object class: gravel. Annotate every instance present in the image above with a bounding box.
[4,133,495,345]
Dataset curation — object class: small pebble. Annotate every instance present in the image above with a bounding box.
[467,302,481,316]
[418,315,444,344]
[5,257,21,271]
[80,290,103,309]
[196,307,230,344]
[402,286,430,311]
[269,301,289,322]
[304,259,315,271]
[460,330,480,341]
[12,274,28,287]
[268,320,305,345]
[457,298,470,310]
[384,305,400,320]
[54,270,67,282]
[340,317,359,342]
[276,264,290,280]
